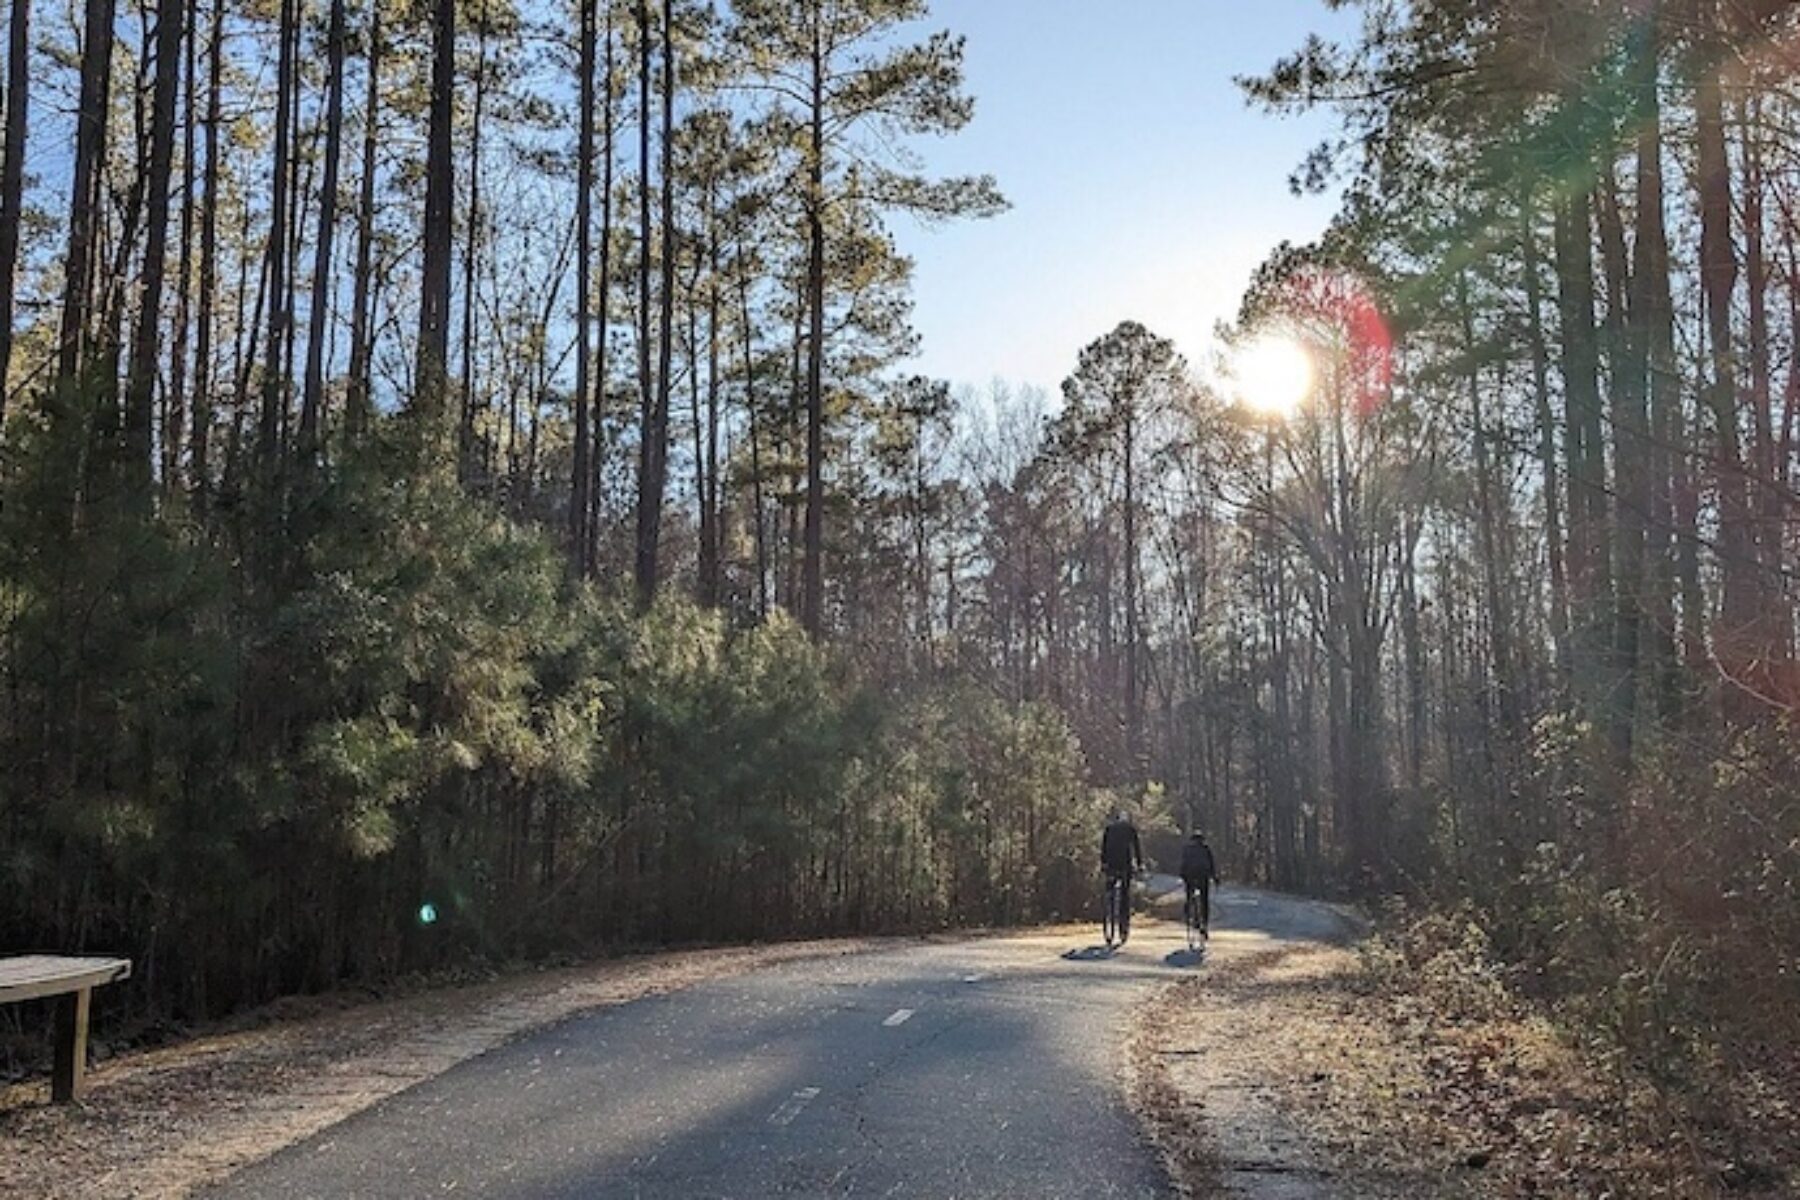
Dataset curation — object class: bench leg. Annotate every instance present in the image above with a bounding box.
[51,987,91,1103]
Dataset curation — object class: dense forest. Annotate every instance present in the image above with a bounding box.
[1225,0,1800,1072]
[0,0,1080,1021]
[0,0,1796,1091]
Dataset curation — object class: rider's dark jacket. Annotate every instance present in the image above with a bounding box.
[1100,820,1142,876]
[1180,840,1217,886]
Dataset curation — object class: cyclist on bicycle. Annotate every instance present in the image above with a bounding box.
[1100,810,1144,943]
[1180,830,1219,938]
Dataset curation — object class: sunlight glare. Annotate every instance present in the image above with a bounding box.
[1233,334,1314,419]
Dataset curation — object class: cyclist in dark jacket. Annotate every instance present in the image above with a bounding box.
[1100,811,1144,942]
[1180,832,1220,937]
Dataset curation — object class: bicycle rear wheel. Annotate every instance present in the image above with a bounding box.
[1101,878,1119,948]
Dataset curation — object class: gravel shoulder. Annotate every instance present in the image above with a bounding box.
[1129,887,1403,1199]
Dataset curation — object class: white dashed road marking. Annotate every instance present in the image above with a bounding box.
[882,1008,915,1027]
[768,1088,820,1127]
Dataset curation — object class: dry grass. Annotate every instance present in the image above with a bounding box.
[1133,925,1798,1199]
[1133,937,1447,1199]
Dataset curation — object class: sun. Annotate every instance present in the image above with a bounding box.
[1232,334,1314,419]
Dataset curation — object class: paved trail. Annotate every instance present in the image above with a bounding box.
[211,887,1351,1199]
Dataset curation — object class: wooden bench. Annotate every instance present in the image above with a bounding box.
[0,956,132,1102]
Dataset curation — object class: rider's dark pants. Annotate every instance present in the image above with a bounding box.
[1106,870,1133,939]
[1184,879,1211,930]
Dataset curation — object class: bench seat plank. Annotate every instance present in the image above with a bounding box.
[0,956,133,1005]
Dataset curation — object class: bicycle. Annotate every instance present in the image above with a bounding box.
[1102,872,1129,949]
[1183,886,1207,951]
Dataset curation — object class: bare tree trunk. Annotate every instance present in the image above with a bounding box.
[1598,160,1642,762]
[1551,184,1613,708]
[166,1,199,492]
[57,0,117,393]
[632,0,660,602]
[260,0,298,469]
[345,5,379,439]
[1641,99,1685,712]
[125,0,186,501]
[1122,398,1141,769]
[190,0,224,509]
[801,26,827,636]
[0,0,29,427]
[415,0,456,418]
[650,0,677,592]
[1398,515,1425,790]
[785,296,802,611]
[457,4,489,485]
[687,269,707,601]
[1696,39,1757,709]
[1627,13,1674,727]
[1741,95,1789,669]
[92,20,150,477]
[571,0,596,574]
[588,2,616,572]
[230,202,267,487]
[1459,271,1518,745]
[282,80,315,452]
[300,0,348,467]
[1520,196,1571,685]
[741,274,769,619]
[700,210,721,606]
[911,408,929,656]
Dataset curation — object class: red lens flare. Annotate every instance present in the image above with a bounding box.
[1261,266,1393,419]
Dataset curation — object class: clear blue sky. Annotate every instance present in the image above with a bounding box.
[889,0,1359,396]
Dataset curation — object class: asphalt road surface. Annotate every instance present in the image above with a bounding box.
[211,885,1347,1199]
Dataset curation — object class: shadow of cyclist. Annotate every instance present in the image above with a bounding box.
[1162,946,1207,969]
